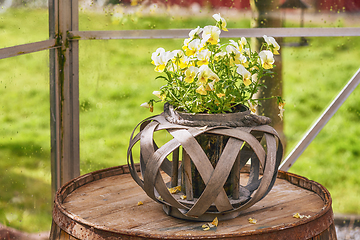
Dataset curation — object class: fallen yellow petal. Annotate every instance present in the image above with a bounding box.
[180,195,187,200]
[168,186,181,194]
[168,188,177,194]
[248,218,257,224]
[293,213,311,219]
[211,217,219,227]
[202,223,212,231]
[137,201,143,206]
[202,226,210,231]
[157,196,163,201]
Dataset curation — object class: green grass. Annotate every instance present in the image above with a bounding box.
[0,49,52,232]
[0,8,49,48]
[283,35,360,213]
[1,7,360,233]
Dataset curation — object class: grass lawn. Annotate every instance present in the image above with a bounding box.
[1,7,360,233]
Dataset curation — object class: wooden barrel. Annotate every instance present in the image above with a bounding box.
[50,165,337,240]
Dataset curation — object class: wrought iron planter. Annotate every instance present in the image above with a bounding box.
[127,103,283,221]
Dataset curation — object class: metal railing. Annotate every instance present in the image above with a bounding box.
[0,0,359,197]
[279,68,360,171]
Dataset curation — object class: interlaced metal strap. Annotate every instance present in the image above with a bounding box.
[127,114,283,219]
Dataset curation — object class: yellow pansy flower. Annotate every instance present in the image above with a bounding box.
[184,66,198,83]
[196,85,207,95]
[206,81,214,91]
[198,65,219,84]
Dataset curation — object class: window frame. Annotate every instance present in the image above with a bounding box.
[0,0,359,200]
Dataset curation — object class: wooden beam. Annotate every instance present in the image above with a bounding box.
[50,0,80,198]
[0,39,58,59]
[68,27,360,41]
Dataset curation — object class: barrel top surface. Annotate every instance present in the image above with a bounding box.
[53,165,333,239]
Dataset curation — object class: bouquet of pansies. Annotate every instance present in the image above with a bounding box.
[142,13,285,119]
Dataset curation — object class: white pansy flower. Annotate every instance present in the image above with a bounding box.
[243,47,251,56]
[259,50,274,69]
[197,49,211,66]
[226,44,238,54]
[185,39,201,56]
[248,100,257,113]
[236,64,252,86]
[152,91,166,101]
[251,73,258,83]
[212,13,228,31]
[226,45,247,66]
[278,102,285,120]
[202,25,221,45]
[263,35,280,55]
[152,91,161,98]
[189,26,203,39]
[171,50,187,68]
[151,47,165,64]
[228,40,239,52]
[239,37,247,50]
[140,102,150,108]
[214,51,227,61]
[183,38,191,49]
[151,48,174,72]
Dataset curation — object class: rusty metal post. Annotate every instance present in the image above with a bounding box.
[50,0,80,199]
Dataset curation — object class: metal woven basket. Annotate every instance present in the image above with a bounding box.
[127,104,283,221]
